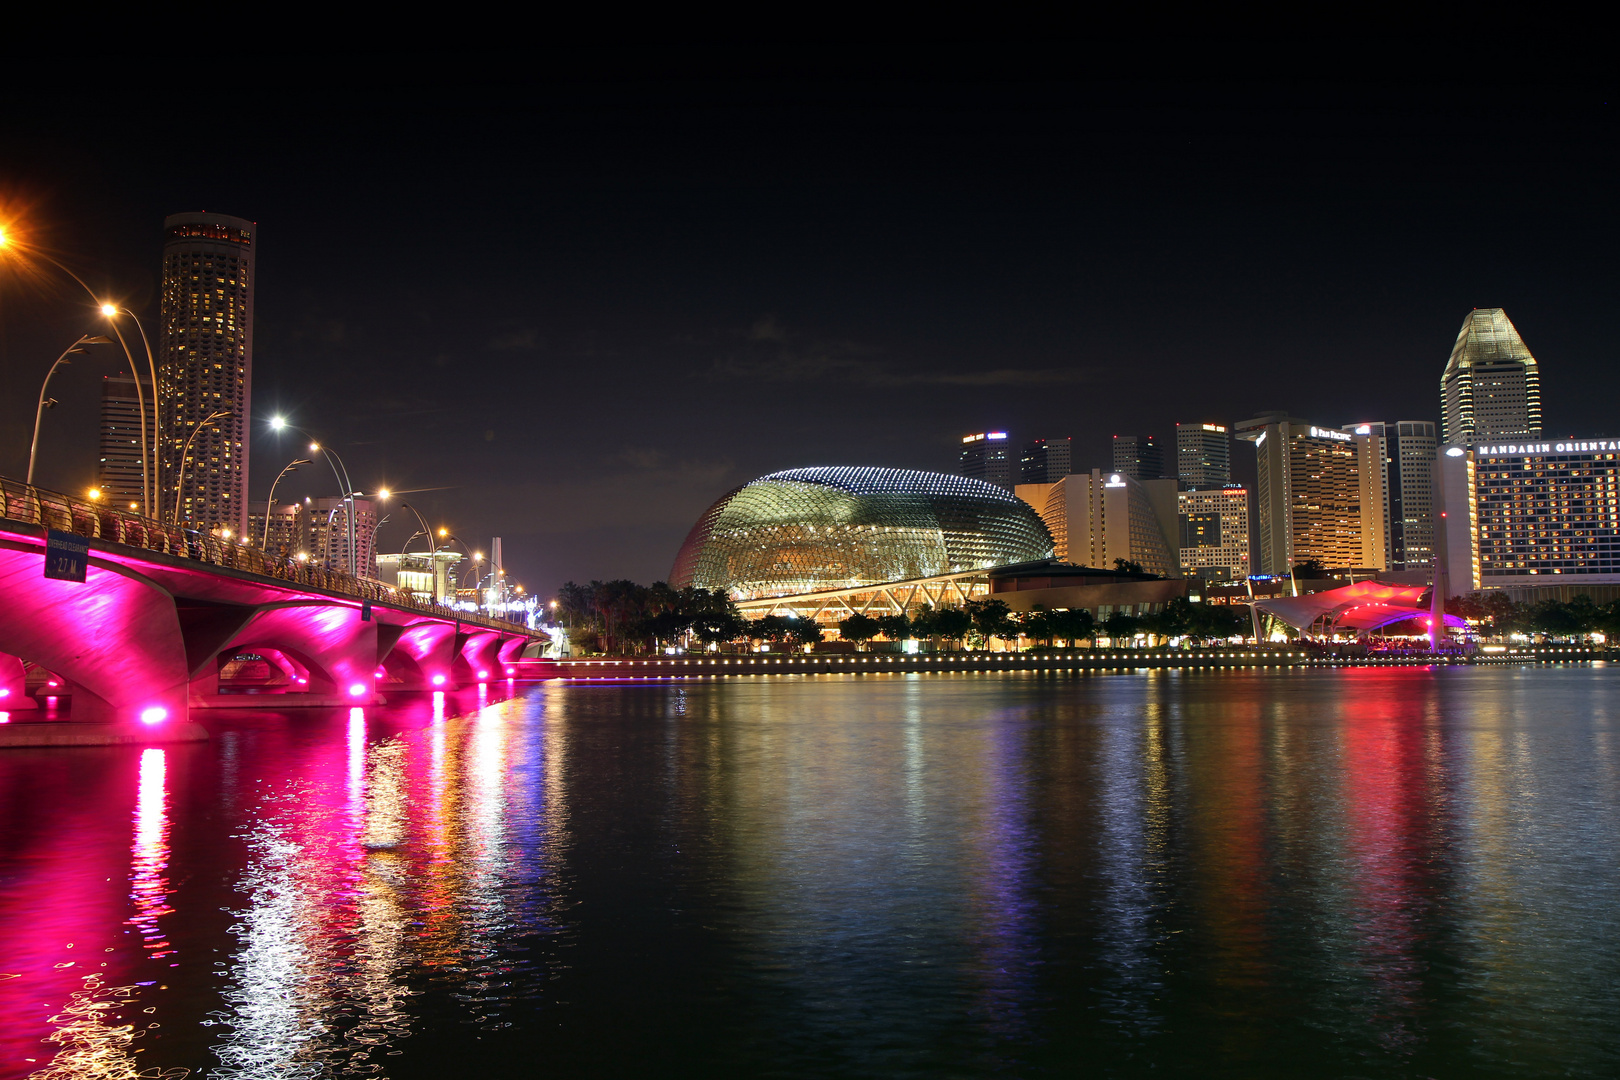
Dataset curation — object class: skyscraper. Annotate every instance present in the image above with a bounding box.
[1344,421,1438,571]
[1174,422,1230,488]
[959,431,1013,490]
[1017,470,1179,577]
[1111,435,1163,481]
[97,372,149,510]
[159,212,255,535]
[1019,437,1072,484]
[1440,308,1541,445]
[1177,486,1250,581]
[1235,412,1381,575]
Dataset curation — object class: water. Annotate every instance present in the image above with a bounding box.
[2,667,1618,1078]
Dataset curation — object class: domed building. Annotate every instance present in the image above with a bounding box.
[670,467,1054,600]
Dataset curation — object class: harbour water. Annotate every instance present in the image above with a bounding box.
[2,667,1618,1078]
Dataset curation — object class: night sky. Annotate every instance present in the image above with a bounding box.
[2,50,1615,598]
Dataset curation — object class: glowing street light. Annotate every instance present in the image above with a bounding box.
[172,410,233,526]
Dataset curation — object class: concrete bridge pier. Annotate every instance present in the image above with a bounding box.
[378,621,460,691]
[0,652,37,711]
[189,601,384,708]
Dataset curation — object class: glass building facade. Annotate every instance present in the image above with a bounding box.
[670,467,1054,599]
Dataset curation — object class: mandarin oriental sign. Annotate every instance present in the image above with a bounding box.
[1478,440,1620,456]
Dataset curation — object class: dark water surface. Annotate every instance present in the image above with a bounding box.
[3,667,1618,1078]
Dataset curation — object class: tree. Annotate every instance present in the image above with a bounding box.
[1292,558,1328,579]
[931,606,973,646]
[1020,606,1053,647]
[1113,558,1145,575]
[966,599,1015,647]
[876,612,912,641]
[837,612,881,646]
[788,617,825,646]
[1050,606,1096,645]
[1102,611,1139,644]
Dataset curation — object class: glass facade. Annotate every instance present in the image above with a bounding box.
[671,467,1054,599]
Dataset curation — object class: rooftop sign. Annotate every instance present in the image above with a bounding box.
[1309,426,1353,442]
[1477,440,1620,455]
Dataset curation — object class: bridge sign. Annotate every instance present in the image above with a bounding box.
[44,529,89,583]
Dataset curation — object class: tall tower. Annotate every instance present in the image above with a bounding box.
[1174,422,1230,488]
[959,431,1013,490]
[1019,437,1072,484]
[158,212,255,535]
[1440,308,1540,445]
[1235,412,1378,575]
[1111,434,1163,481]
[97,372,149,510]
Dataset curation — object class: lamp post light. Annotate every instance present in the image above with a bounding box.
[172,410,233,527]
[262,458,311,549]
[28,333,112,485]
[271,418,360,575]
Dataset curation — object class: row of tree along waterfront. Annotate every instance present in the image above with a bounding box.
[554,580,1249,656]
[553,579,1620,657]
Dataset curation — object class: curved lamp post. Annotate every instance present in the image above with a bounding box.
[0,235,162,515]
[262,457,311,548]
[28,333,112,485]
[172,410,233,526]
[271,418,360,573]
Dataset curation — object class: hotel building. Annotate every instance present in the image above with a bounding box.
[1177,486,1250,581]
[1017,470,1180,578]
[1236,412,1381,575]
[1439,438,1620,594]
[158,212,255,535]
[1440,308,1541,445]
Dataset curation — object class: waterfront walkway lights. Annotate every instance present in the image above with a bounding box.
[28,333,113,485]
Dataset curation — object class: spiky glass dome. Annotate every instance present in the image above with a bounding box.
[670,467,1054,599]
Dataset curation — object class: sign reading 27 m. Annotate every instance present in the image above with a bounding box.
[44,529,89,583]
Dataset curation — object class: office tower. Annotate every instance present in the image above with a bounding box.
[158,212,255,535]
[959,431,1013,490]
[1175,422,1230,488]
[1440,308,1541,445]
[1344,421,1438,571]
[1019,437,1072,484]
[1016,470,1179,577]
[1439,436,1620,594]
[1177,486,1250,581]
[1111,434,1163,481]
[1235,412,1381,575]
[97,372,149,509]
[309,495,378,576]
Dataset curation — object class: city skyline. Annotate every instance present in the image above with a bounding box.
[1,52,1614,597]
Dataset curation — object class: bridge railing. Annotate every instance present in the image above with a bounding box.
[0,477,526,634]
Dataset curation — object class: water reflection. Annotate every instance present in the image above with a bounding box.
[3,670,1619,1077]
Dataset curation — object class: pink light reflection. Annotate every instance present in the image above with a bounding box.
[127,748,175,958]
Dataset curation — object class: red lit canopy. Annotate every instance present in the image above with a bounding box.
[1253,580,1466,637]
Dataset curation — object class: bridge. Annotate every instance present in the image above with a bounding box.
[1,478,537,739]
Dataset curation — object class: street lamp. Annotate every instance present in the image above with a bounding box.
[28,333,112,485]
[172,410,233,526]
[270,417,360,574]
[262,457,311,549]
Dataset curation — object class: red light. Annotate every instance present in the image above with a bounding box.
[348,683,366,697]
[140,707,167,725]
[431,674,447,686]
[477,670,488,679]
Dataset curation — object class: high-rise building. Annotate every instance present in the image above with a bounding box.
[1016,471,1180,577]
[1177,486,1250,581]
[1019,437,1072,484]
[248,501,306,557]
[959,431,1013,490]
[1440,308,1541,445]
[1344,421,1438,571]
[1111,435,1163,481]
[1174,422,1230,488]
[97,372,149,510]
[159,212,255,535]
[309,495,378,577]
[1439,436,1620,594]
[1235,412,1381,575]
